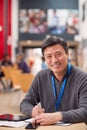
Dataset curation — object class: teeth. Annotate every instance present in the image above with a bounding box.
[54,64,58,66]
[52,63,60,67]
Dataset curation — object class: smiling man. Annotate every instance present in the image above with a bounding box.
[20,35,87,125]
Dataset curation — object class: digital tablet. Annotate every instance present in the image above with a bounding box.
[0,114,30,121]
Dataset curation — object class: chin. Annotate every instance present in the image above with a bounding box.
[52,69,60,73]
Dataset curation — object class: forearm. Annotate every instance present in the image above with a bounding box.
[20,99,33,117]
[62,108,87,124]
[20,77,40,116]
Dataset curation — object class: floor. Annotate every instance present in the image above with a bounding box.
[0,85,26,114]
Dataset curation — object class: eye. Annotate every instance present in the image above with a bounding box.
[55,52,61,57]
[45,55,52,60]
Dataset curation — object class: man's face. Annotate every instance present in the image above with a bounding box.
[43,44,68,74]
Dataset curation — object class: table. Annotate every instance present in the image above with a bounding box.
[0,123,87,130]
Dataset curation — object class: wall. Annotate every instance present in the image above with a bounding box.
[0,0,12,60]
[11,0,19,62]
[18,0,79,41]
[11,0,79,61]
[79,0,87,40]
[79,0,87,70]
[0,0,5,59]
[7,0,12,58]
[19,0,78,9]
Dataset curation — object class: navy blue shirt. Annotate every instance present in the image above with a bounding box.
[17,60,30,73]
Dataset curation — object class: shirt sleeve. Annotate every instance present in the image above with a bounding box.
[62,78,87,124]
[20,74,39,117]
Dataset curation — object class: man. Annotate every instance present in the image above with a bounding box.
[16,53,30,73]
[1,54,13,67]
[20,36,87,125]
[0,54,13,90]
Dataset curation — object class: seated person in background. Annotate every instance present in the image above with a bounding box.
[20,36,87,125]
[0,65,6,90]
[16,53,30,73]
[0,54,13,90]
[1,53,13,67]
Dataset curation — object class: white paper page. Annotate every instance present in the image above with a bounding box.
[0,120,28,128]
[25,118,34,123]
[55,121,71,126]
[0,118,71,127]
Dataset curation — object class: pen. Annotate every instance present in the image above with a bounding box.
[35,99,45,114]
[35,99,41,108]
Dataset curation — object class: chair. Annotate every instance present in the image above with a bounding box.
[19,73,34,92]
[11,72,34,92]
[1,66,21,90]
[2,66,20,78]
[0,70,6,90]
[1,66,12,80]
[0,77,6,90]
[10,71,22,90]
[9,72,34,106]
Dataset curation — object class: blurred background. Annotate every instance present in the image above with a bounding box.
[0,0,87,74]
[0,0,87,114]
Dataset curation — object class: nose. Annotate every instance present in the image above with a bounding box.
[52,55,58,62]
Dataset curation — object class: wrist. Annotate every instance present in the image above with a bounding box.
[54,111,63,122]
[58,111,63,121]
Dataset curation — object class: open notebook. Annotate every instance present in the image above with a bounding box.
[0,114,30,121]
[0,114,34,128]
[0,114,71,128]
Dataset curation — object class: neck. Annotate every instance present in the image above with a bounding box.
[54,68,67,81]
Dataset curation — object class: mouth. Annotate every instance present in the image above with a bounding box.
[51,63,61,68]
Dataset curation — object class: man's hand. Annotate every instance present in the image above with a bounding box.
[34,112,63,125]
[32,105,45,118]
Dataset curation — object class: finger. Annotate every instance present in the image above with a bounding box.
[32,108,39,117]
[35,115,45,124]
[36,118,44,124]
[38,108,45,114]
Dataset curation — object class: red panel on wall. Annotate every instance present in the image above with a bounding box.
[0,0,12,60]
[0,0,4,60]
[8,0,11,36]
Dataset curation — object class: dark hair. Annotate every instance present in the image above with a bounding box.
[42,36,68,55]
[3,53,9,58]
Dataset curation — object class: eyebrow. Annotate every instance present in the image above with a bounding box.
[45,50,62,55]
